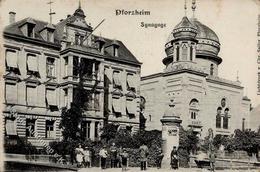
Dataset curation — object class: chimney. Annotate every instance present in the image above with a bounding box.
[9,11,16,24]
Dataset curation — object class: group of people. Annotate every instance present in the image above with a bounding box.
[71,143,181,170]
[74,144,91,168]
[99,143,129,171]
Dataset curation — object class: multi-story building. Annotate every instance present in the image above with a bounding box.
[140,12,251,138]
[3,5,141,147]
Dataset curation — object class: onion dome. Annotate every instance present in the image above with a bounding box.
[164,17,198,63]
[172,16,197,39]
[190,18,221,63]
[165,17,222,65]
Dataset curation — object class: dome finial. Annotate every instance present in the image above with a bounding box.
[78,0,81,9]
[192,0,196,18]
[184,0,187,16]
[236,70,240,82]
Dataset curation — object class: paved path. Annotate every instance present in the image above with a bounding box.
[78,167,260,172]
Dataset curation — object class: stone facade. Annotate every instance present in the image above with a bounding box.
[3,6,141,147]
[141,16,251,138]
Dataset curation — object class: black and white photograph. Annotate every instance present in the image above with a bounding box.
[1,0,260,171]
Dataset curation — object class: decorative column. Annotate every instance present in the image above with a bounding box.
[173,46,177,62]
[192,45,196,61]
[160,99,182,168]
[92,61,96,80]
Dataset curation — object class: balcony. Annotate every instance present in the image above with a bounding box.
[61,74,103,88]
[216,128,231,135]
[187,119,202,127]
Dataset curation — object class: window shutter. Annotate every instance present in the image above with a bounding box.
[113,72,121,87]
[5,119,17,135]
[127,100,136,115]
[112,98,121,113]
[46,89,57,106]
[6,51,18,68]
[5,84,17,104]
[27,54,38,72]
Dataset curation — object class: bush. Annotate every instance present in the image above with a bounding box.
[4,137,37,154]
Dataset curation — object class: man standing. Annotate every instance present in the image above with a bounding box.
[99,145,108,169]
[110,142,118,168]
[156,148,164,169]
[139,143,149,170]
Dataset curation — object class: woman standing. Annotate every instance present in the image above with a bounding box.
[75,144,84,168]
[170,146,178,170]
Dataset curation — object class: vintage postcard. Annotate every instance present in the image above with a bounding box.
[0,0,260,171]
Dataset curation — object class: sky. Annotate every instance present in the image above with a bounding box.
[0,0,260,106]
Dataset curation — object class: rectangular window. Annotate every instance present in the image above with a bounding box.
[47,31,54,42]
[223,115,229,129]
[190,46,193,61]
[46,57,55,78]
[216,114,221,128]
[82,121,91,139]
[94,122,99,138]
[64,56,68,77]
[64,88,68,107]
[176,46,180,61]
[45,120,55,138]
[73,57,79,76]
[28,25,34,37]
[182,44,188,61]
[5,83,17,104]
[94,93,100,111]
[26,119,35,137]
[26,86,36,106]
[75,34,80,45]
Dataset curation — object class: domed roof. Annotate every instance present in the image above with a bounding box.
[190,18,219,42]
[174,16,197,30]
[166,18,219,44]
[172,16,197,39]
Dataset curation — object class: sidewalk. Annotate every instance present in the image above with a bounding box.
[78,167,259,172]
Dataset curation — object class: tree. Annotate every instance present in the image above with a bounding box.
[232,129,259,156]
[178,127,199,167]
[100,123,118,143]
[179,127,199,154]
[59,59,99,141]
